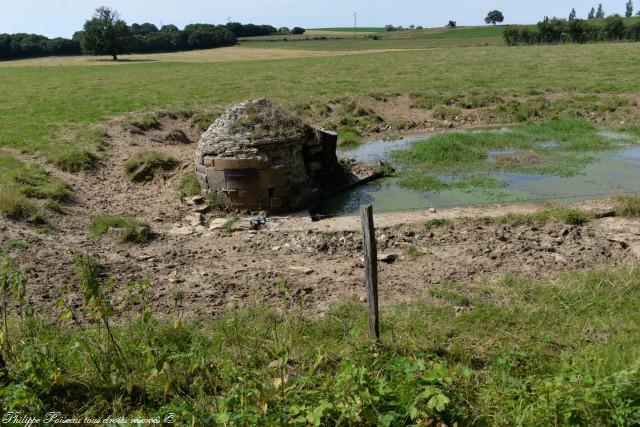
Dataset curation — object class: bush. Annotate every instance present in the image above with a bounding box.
[124,151,178,182]
[291,27,306,35]
[88,216,152,243]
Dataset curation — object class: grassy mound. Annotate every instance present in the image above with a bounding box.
[124,151,178,182]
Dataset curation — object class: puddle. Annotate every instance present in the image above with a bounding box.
[322,134,640,215]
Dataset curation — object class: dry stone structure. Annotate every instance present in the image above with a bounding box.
[195,99,352,212]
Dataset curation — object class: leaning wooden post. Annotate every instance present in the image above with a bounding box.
[360,204,380,341]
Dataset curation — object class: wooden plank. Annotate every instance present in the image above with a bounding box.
[360,204,380,341]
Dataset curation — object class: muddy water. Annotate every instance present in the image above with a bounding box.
[324,133,640,215]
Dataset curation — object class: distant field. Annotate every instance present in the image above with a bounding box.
[241,26,505,51]
[312,27,386,32]
[1,41,639,168]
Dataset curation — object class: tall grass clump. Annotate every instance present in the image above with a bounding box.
[178,172,201,197]
[615,195,640,218]
[124,151,178,182]
[88,216,152,243]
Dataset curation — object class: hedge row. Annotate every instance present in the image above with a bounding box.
[504,15,640,45]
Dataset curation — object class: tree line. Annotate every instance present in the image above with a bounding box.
[504,15,640,45]
[0,6,305,60]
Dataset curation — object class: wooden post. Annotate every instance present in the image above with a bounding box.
[360,204,380,341]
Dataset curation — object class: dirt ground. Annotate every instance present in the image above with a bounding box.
[2,115,639,319]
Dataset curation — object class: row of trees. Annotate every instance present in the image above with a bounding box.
[504,15,640,45]
[0,33,81,59]
[0,6,306,61]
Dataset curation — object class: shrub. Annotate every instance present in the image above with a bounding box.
[124,151,178,182]
[88,216,152,243]
[291,27,306,35]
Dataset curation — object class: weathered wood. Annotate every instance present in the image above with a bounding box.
[360,204,380,340]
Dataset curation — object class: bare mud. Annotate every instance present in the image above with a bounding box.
[1,115,638,319]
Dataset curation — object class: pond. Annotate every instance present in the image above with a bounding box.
[320,132,640,216]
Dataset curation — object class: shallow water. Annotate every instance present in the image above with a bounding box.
[322,134,640,215]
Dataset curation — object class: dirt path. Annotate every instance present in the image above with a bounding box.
[1,116,639,319]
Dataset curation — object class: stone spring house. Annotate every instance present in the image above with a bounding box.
[195,99,353,212]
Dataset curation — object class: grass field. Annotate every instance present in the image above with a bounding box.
[2,25,640,424]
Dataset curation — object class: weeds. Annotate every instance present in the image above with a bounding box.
[88,216,153,243]
[124,151,178,182]
[178,172,201,197]
[615,195,640,218]
[222,215,240,233]
[207,192,227,210]
[425,218,451,230]
[1,255,640,425]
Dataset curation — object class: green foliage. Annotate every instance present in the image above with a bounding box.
[485,10,505,26]
[207,192,227,210]
[504,15,640,45]
[124,150,178,182]
[178,172,201,197]
[81,7,130,60]
[88,216,152,243]
[424,218,451,230]
[2,259,640,424]
[222,214,240,233]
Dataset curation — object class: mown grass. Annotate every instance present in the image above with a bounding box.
[88,216,152,243]
[1,42,639,170]
[123,151,178,182]
[1,254,639,425]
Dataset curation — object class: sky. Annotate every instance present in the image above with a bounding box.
[1,0,635,38]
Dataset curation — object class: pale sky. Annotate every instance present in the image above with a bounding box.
[1,0,634,38]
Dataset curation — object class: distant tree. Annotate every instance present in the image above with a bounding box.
[291,27,306,35]
[626,0,634,17]
[448,20,457,28]
[278,27,290,34]
[588,7,596,19]
[130,23,158,35]
[596,3,605,18]
[82,6,130,60]
[485,10,505,26]
[569,8,577,20]
[160,24,180,33]
[416,25,424,29]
